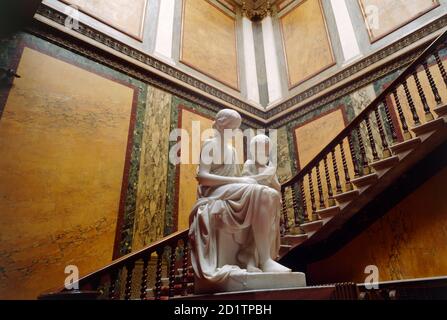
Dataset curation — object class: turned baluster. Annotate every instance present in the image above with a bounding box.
[413,70,434,121]
[374,107,391,158]
[382,99,398,143]
[339,141,353,191]
[423,61,443,106]
[154,248,163,300]
[402,79,421,126]
[290,186,300,225]
[364,114,379,161]
[108,269,119,300]
[88,276,101,294]
[434,52,447,87]
[308,172,317,218]
[392,89,412,140]
[124,262,135,300]
[140,257,149,300]
[323,156,335,207]
[299,180,309,223]
[168,245,177,298]
[356,126,370,175]
[331,149,342,194]
[315,163,325,210]
[181,239,189,296]
[348,133,361,178]
[281,190,290,234]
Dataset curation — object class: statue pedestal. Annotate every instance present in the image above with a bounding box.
[194,272,307,294]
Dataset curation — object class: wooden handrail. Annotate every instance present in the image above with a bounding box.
[76,229,189,286]
[40,229,189,297]
[282,28,447,189]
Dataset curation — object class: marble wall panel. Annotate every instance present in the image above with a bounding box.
[358,0,439,42]
[180,0,239,89]
[131,86,172,251]
[280,0,335,87]
[61,0,147,40]
[0,41,139,299]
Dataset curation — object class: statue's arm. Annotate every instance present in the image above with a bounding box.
[196,162,256,187]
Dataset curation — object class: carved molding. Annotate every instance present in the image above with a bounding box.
[32,4,447,127]
[241,0,272,21]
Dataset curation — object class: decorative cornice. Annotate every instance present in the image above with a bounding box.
[32,4,447,127]
[268,48,424,128]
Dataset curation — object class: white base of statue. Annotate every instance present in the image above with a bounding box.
[194,272,307,294]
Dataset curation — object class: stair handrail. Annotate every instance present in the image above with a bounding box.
[40,229,189,297]
[282,28,447,190]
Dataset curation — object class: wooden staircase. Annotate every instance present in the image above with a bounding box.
[39,29,447,301]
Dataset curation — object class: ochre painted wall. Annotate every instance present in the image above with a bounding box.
[293,107,353,217]
[280,0,335,87]
[61,0,147,40]
[177,107,214,231]
[307,166,447,284]
[0,47,136,299]
[358,0,439,42]
[180,0,239,90]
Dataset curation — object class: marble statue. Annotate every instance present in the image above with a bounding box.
[188,109,299,293]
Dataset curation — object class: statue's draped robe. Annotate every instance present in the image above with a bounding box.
[188,145,281,284]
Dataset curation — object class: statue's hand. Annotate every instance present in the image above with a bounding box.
[239,177,258,184]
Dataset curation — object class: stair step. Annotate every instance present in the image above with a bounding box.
[412,118,445,137]
[370,155,400,172]
[283,234,308,246]
[351,173,378,189]
[300,220,324,237]
[433,103,447,117]
[279,244,292,256]
[147,283,195,297]
[333,189,360,205]
[315,206,340,221]
[177,266,193,276]
[390,137,421,155]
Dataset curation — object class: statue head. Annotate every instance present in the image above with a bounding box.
[249,134,271,166]
[213,109,242,134]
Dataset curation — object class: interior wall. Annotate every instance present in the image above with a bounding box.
[358,0,440,42]
[60,0,147,40]
[279,0,335,88]
[0,33,145,299]
[307,165,447,284]
[180,0,239,90]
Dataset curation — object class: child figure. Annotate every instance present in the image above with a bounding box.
[242,134,281,192]
[237,134,285,272]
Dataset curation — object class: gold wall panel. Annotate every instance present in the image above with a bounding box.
[177,108,214,231]
[280,0,335,88]
[180,0,239,90]
[308,166,447,283]
[62,0,147,40]
[0,47,135,299]
[132,86,172,251]
[358,0,439,42]
[294,108,353,217]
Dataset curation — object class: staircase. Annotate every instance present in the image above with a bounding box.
[39,30,447,300]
